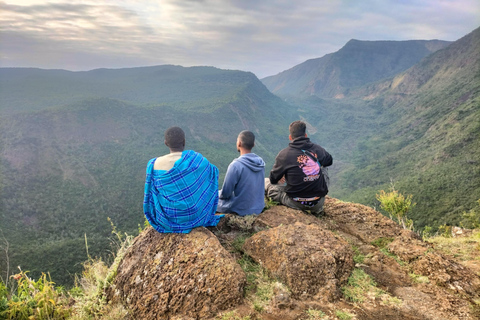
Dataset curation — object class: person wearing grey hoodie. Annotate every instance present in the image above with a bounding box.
[217,131,265,216]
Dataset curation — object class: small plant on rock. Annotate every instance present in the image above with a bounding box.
[264,197,279,211]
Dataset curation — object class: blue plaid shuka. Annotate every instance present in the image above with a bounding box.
[143,150,222,233]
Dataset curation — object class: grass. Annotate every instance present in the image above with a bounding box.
[71,230,133,319]
[379,248,405,266]
[380,295,403,306]
[236,253,287,313]
[0,223,134,320]
[264,197,279,211]
[370,237,405,266]
[306,308,326,319]
[0,270,72,320]
[335,310,354,320]
[426,229,480,275]
[341,267,403,308]
[370,237,394,249]
[342,268,384,303]
[351,246,366,264]
[231,234,250,253]
[409,272,430,284]
[216,310,251,320]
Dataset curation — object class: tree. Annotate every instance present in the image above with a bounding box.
[376,184,415,230]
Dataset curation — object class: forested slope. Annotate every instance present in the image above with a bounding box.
[0,67,294,285]
[339,26,480,227]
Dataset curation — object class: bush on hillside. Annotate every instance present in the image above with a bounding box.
[0,270,71,320]
[376,184,415,230]
[460,199,480,229]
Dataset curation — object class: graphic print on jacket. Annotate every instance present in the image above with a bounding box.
[297,153,320,182]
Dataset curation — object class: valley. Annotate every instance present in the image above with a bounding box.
[0,27,479,286]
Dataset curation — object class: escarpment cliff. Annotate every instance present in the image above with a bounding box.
[107,198,480,320]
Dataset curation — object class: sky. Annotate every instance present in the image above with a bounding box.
[1,0,479,78]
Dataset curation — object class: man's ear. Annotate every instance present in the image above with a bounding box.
[289,134,293,141]
[305,133,308,138]
[164,140,169,147]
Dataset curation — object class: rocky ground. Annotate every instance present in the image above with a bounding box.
[108,197,480,319]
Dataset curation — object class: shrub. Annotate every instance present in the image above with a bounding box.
[422,225,433,239]
[460,199,480,229]
[376,184,415,230]
[0,270,71,320]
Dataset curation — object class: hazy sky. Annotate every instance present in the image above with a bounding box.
[1,0,479,78]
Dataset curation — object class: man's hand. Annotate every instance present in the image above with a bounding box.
[278,176,286,184]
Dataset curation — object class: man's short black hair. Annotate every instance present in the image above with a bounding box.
[289,121,306,139]
[164,126,185,150]
[238,130,255,150]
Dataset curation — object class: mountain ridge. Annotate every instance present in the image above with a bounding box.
[0,65,261,114]
[261,39,451,98]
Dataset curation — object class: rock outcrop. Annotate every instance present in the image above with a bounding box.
[108,227,246,320]
[107,197,480,320]
[243,221,354,301]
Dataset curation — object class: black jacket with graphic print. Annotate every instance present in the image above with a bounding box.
[269,136,333,199]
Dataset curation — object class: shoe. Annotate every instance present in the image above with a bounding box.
[313,210,325,218]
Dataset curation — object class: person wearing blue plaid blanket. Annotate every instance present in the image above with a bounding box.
[143,127,223,233]
[266,121,332,215]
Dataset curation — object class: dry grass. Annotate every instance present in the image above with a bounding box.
[426,230,480,275]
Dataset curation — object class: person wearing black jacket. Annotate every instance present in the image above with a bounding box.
[266,120,333,214]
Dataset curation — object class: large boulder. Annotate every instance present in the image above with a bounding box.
[108,226,246,320]
[243,221,354,301]
[253,205,320,229]
[322,197,407,243]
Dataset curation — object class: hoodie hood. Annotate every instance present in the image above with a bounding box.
[235,153,265,172]
[289,136,314,150]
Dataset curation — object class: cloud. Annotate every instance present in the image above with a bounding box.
[1,0,479,77]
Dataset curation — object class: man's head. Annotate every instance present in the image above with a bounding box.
[289,120,307,140]
[164,126,185,152]
[237,130,255,153]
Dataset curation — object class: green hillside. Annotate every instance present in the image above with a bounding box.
[339,26,480,227]
[279,27,480,229]
[262,39,450,98]
[0,67,294,285]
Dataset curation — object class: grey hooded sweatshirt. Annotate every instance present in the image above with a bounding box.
[217,153,265,216]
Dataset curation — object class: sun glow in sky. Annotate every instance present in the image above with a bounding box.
[1,0,479,77]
